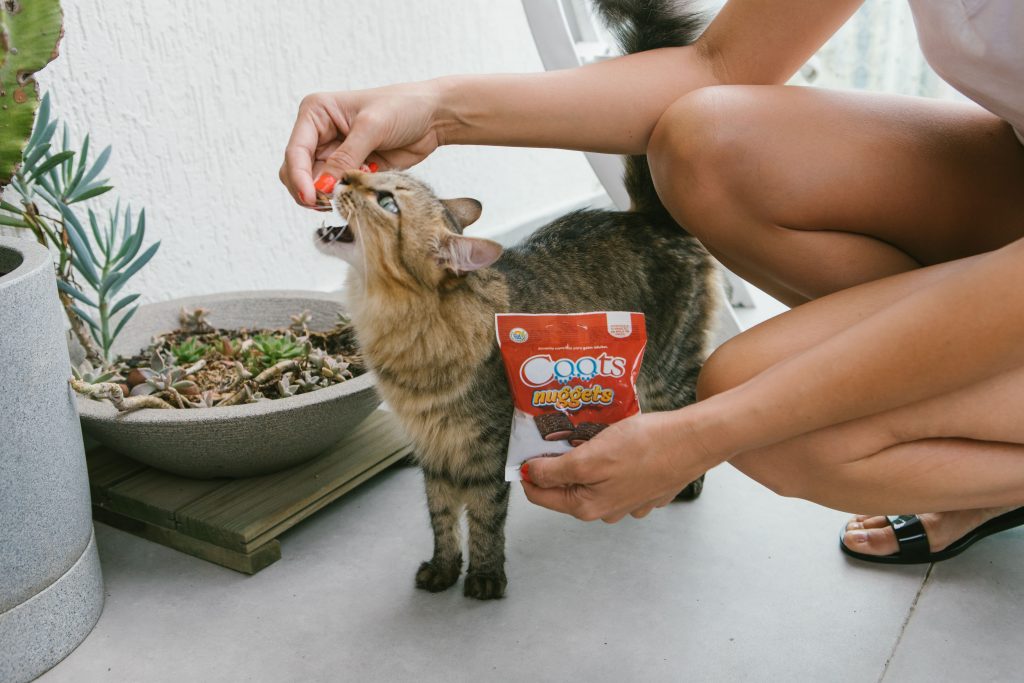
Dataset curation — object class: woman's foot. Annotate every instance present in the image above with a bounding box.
[842,506,1019,557]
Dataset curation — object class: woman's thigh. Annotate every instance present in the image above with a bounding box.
[699,256,1024,511]
[649,85,1024,300]
[698,253,982,397]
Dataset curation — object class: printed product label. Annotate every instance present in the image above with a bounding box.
[496,311,647,481]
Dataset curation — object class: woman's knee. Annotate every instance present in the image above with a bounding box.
[696,331,768,401]
[648,86,760,235]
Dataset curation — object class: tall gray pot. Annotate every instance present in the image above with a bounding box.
[0,236,104,682]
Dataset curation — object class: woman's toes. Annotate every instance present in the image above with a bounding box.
[845,515,892,532]
[861,515,895,530]
[843,526,899,556]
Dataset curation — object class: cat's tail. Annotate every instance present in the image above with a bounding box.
[589,0,708,224]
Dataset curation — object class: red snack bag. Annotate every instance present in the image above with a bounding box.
[495,311,647,481]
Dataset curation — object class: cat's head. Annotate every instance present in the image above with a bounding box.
[313,169,503,289]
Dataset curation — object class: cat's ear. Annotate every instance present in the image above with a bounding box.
[438,234,502,274]
[441,198,483,229]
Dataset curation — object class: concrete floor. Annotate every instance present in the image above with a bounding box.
[40,289,1024,682]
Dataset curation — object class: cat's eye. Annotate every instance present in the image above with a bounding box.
[377,191,399,215]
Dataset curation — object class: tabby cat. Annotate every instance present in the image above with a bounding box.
[313,0,719,600]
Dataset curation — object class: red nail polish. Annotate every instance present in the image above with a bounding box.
[368,162,379,173]
[520,462,532,484]
[313,174,336,194]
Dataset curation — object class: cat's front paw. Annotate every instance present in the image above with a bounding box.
[464,570,507,600]
[415,560,461,593]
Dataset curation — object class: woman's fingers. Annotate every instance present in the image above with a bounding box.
[282,99,333,205]
[629,493,675,520]
[629,504,655,519]
[318,112,383,179]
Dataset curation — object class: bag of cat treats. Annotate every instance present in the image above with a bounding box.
[495,312,647,481]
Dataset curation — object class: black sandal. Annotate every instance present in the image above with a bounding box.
[839,506,1024,565]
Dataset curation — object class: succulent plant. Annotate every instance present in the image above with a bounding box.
[295,370,326,393]
[4,93,159,367]
[179,307,213,333]
[70,307,363,411]
[217,335,242,359]
[276,373,300,398]
[130,350,202,405]
[170,337,209,365]
[71,359,124,385]
[249,332,306,370]
[308,348,352,382]
[193,389,218,409]
[289,310,313,336]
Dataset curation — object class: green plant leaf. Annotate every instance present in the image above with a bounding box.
[0,199,22,213]
[59,203,102,275]
[0,215,29,228]
[47,165,61,195]
[111,305,138,341]
[30,150,74,181]
[109,292,140,317]
[87,209,107,257]
[23,141,51,170]
[67,133,90,194]
[56,279,98,307]
[113,208,145,267]
[108,241,159,298]
[26,94,52,149]
[68,184,113,204]
[70,304,100,334]
[70,255,99,288]
[77,145,111,189]
[98,270,120,298]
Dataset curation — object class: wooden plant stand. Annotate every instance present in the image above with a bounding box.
[86,410,412,574]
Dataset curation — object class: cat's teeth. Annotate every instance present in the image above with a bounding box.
[316,221,350,243]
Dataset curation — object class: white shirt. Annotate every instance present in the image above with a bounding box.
[908,0,1024,144]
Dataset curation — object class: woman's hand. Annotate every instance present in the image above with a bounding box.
[521,410,719,523]
[280,81,444,206]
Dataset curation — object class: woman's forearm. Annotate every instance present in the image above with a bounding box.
[691,239,1024,460]
[434,47,716,155]
[431,0,862,155]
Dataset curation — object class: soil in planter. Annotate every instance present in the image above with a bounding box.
[75,309,366,411]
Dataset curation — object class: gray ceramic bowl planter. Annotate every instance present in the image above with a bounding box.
[75,290,380,479]
[0,236,104,683]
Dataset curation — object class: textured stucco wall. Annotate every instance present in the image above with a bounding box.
[35,0,601,302]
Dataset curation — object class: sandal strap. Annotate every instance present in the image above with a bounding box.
[888,515,931,561]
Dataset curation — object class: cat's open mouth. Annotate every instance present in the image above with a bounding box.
[316,222,355,244]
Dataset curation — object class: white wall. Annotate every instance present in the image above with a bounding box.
[35,0,602,302]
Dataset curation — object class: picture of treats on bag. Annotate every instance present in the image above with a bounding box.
[569,422,608,446]
[534,412,574,441]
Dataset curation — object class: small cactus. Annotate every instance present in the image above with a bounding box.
[0,0,64,187]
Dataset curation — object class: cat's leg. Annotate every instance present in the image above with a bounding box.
[415,472,464,593]
[462,482,510,600]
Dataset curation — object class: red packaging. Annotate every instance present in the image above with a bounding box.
[495,312,647,481]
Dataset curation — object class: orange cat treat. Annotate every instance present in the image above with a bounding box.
[496,312,647,481]
[313,173,336,194]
